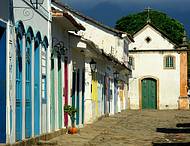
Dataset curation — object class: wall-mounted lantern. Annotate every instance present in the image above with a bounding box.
[114,71,119,80]
[73,61,77,71]
[90,59,96,72]
[30,0,44,9]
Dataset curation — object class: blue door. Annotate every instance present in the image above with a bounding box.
[34,41,40,135]
[25,40,32,138]
[114,80,118,113]
[16,35,22,141]
[0,26,6,143]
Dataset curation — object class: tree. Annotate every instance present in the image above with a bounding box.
[115,10,185,44]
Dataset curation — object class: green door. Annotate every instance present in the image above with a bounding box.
[142,78,157,109]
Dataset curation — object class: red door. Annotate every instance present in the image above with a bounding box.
[64,60,68,127]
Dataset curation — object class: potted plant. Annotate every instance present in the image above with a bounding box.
[64,105,78,134]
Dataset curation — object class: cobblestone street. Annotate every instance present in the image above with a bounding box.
[49,110,190,146]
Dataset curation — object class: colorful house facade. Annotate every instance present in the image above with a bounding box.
[52,0,132,125]
[0,0,51,144]
[0,0,132,144]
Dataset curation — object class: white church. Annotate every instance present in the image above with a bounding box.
[128,22,189,110]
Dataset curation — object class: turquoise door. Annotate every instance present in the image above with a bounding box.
[142,78,157,109]
[16,34,22,141]
[25,39,32,138]
[0,26,6,143]
[34,40,40,135]
[58,56,62,128]
[72,71,76,116]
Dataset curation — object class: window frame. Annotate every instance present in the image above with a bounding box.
[163,55,176,69]
[129,56,135,70]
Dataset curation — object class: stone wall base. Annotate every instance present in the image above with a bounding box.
[0,128,66,146]
[178,96,189,110]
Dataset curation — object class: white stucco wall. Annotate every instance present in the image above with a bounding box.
[51,3,128,64]
[129,24,175,51]
[13,0,51,38]
[76,19,125,63]
[129,52,180,109]
[128,24,180,110]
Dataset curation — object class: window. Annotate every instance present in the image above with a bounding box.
[164,55,175,69]
[129,56,135,70]
[145,36,151,43]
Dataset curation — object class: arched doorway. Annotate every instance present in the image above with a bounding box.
[34,32,41,135]
[141,78,157,109]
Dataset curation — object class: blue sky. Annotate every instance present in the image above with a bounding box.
[61,0,190,37]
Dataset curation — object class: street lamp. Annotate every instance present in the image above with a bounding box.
[30,0,44,9]
[114,71,119,80]
[90,59,96,72]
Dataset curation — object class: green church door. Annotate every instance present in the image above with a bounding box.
[142,78,157,109]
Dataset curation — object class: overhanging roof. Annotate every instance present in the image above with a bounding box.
[52,9,85,31]
[51,0,134,42]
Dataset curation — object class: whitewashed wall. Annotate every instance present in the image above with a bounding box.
[129,24,175,51]
[128,24,180,109]
[129,52,180,109]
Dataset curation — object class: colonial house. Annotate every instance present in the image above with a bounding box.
[51,7,85,131]
[0,0,51,144]
[128,22,189,110]
[0,0,9,143]
[0,0,132,144]
[51,0,132,125]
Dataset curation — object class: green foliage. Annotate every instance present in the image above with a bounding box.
[115,10,184,44]
[64,105,77,125]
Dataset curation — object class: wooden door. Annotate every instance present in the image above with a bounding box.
[142,78,157,109]
[25,40,32,138]
[81,69,85,124]
[58,56,62,128]
[114,80,118,113]
[50,55,55,130]
[72,71,76,110]
[64,60,68,127]
[16,34,22,141]
[76,69,80,125]
[0,26,6,143]
[34,42,40,135]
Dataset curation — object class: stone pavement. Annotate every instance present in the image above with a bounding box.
[48,110,190,146]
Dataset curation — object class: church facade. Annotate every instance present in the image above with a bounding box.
[128,23,189,110]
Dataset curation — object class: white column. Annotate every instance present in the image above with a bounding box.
[12,25,16,144]
[6,21,10,143]
[67,46,72,127]
[111,78,115,115]
[84,58,93,124]
[31,40,34,137]
[22,35,26,139]
[46,44,51,133]
[54,53,58,130]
